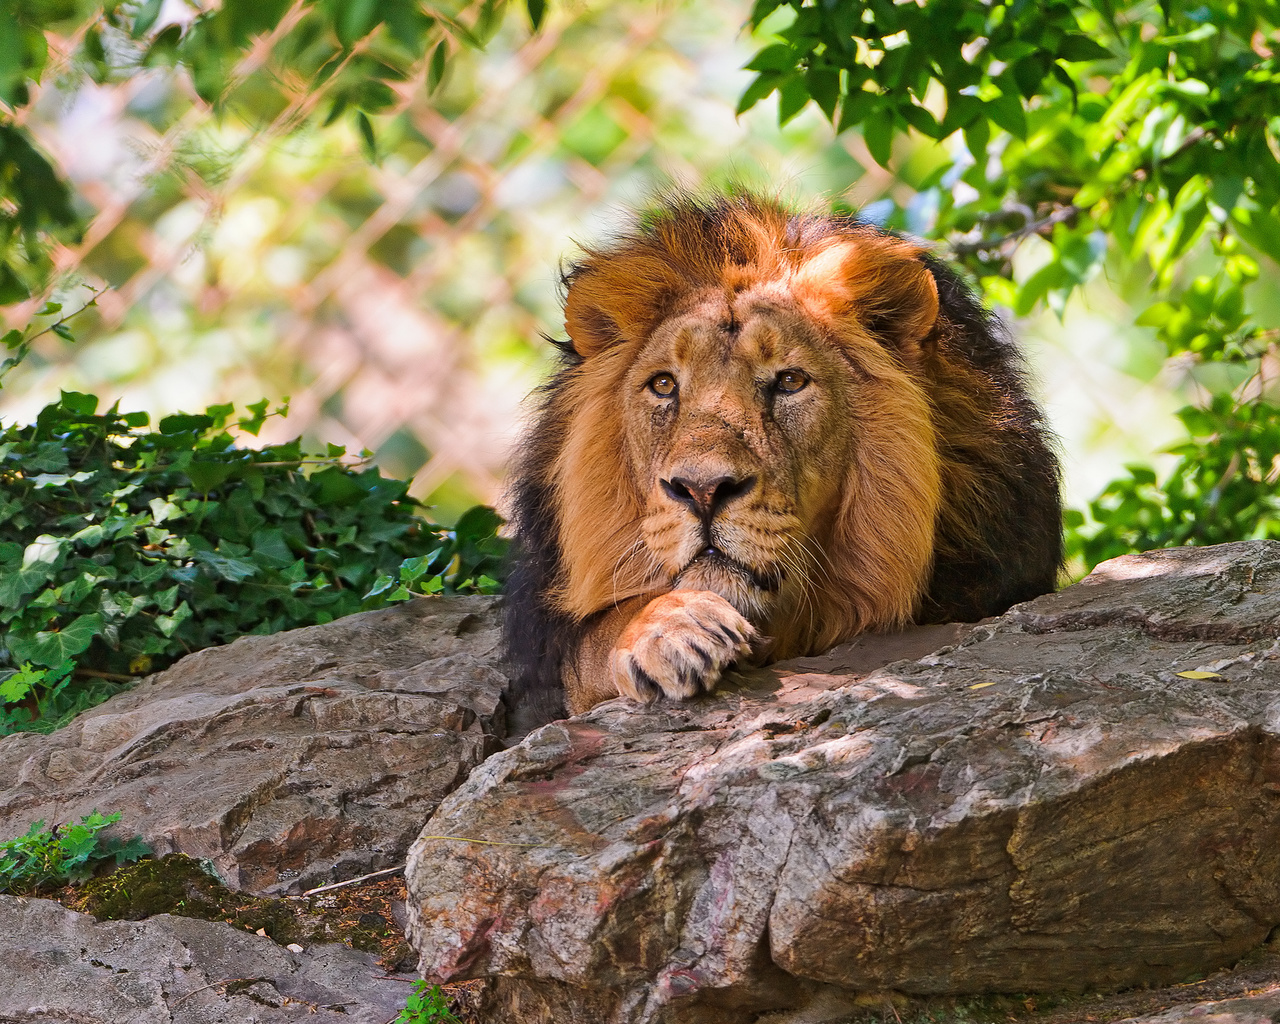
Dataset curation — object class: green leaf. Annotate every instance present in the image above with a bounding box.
[776,76,809,125]
[526,0,546,30]
[862,107,894,168]
[453,505,503,542]
[7,614,103,667]
[737,71,779,116]
[985,89,1027,139]
[0,263,30,305]
[963,116,990,161]
[186,460,236,492]
[747,43,796,73]
[1056,35,1112,61]
[193,550,260,582]
[364,573,396,599]
[356,111,377,161]
[158,413,214,434]
[898,101,941,139]
[0,664,41,703]
[236,397,271,436]
[156,601,192,638]
[59,391,97,415]
[804,67,839,122]
[132,0,164,36]
[428,40,447,93]
[0,565,52,607]
[1135,302,1176,327]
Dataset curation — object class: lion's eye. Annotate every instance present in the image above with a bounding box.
[775,370,809,394]
[648,373,678,397]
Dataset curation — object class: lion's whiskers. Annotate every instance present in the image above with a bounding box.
[778,540,819,646]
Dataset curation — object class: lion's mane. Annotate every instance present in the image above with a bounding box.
[505,192,1062,716]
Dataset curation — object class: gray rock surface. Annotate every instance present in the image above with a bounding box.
[1118,988,1280,1024]
[0,894,413,1023]
[0,596,506,894]
[405,542,1280,1023]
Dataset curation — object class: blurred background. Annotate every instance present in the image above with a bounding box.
[1,0,1194,523]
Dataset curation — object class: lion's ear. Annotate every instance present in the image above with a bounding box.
[792,239,940,356]
[563,255,682,357]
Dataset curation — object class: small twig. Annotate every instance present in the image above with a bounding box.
[950,203,1081,257]
[170,977,262,1009]
[23,285,107,345]
[949,128,1212,260]
[73,668,138,683]
[1206,449,1241,509]
[302,864,405,896]
[238,457,373,468]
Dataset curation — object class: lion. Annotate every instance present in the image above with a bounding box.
[504,191,1062,716]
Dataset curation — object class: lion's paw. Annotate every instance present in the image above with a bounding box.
[609,590,758,704]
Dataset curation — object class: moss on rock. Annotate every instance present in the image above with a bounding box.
[62,853,409,966]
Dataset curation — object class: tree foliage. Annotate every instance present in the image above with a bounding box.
[744,0,1280,568]
[0,0,544,302]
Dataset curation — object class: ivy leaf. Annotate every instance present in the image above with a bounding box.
[7,614,103,667]
[193,550,260,582]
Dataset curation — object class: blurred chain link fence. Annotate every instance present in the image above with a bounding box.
[2,0,876,520]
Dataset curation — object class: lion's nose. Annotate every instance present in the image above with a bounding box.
[661,473,757,522]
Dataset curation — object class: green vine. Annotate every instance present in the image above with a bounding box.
[0,386,506,736]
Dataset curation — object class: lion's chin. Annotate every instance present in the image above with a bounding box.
[673,549,781,621]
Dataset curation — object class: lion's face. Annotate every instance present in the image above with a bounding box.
[622,290,857,627]
[547,210,949,658]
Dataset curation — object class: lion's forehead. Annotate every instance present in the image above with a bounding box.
[650,302,830,379]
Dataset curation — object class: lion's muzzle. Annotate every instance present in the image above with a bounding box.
[659,471,758,541]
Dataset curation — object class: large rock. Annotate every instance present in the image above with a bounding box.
[0,596,506,894]
[0,894,413,1023]
[1119,988,1280,1024]
[405,542,1280,1023]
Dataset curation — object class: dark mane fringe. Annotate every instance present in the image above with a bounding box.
[502,356,579,726]
[918,254,1064,620]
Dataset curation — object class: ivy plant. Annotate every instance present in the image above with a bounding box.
[393,981,462,1024]
[0,384,506,736]
[0,811,150,895]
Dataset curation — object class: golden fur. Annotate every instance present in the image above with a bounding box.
[505,193,1062,715]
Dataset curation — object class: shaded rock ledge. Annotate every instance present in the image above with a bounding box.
[405,541,1280,1024]
[0,595,507,894]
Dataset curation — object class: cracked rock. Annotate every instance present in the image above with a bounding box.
[404,541,1280,1023]
[0,894,412,1023]
[0,596,507,894]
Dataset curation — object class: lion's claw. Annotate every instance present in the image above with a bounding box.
[610,590,757,703]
